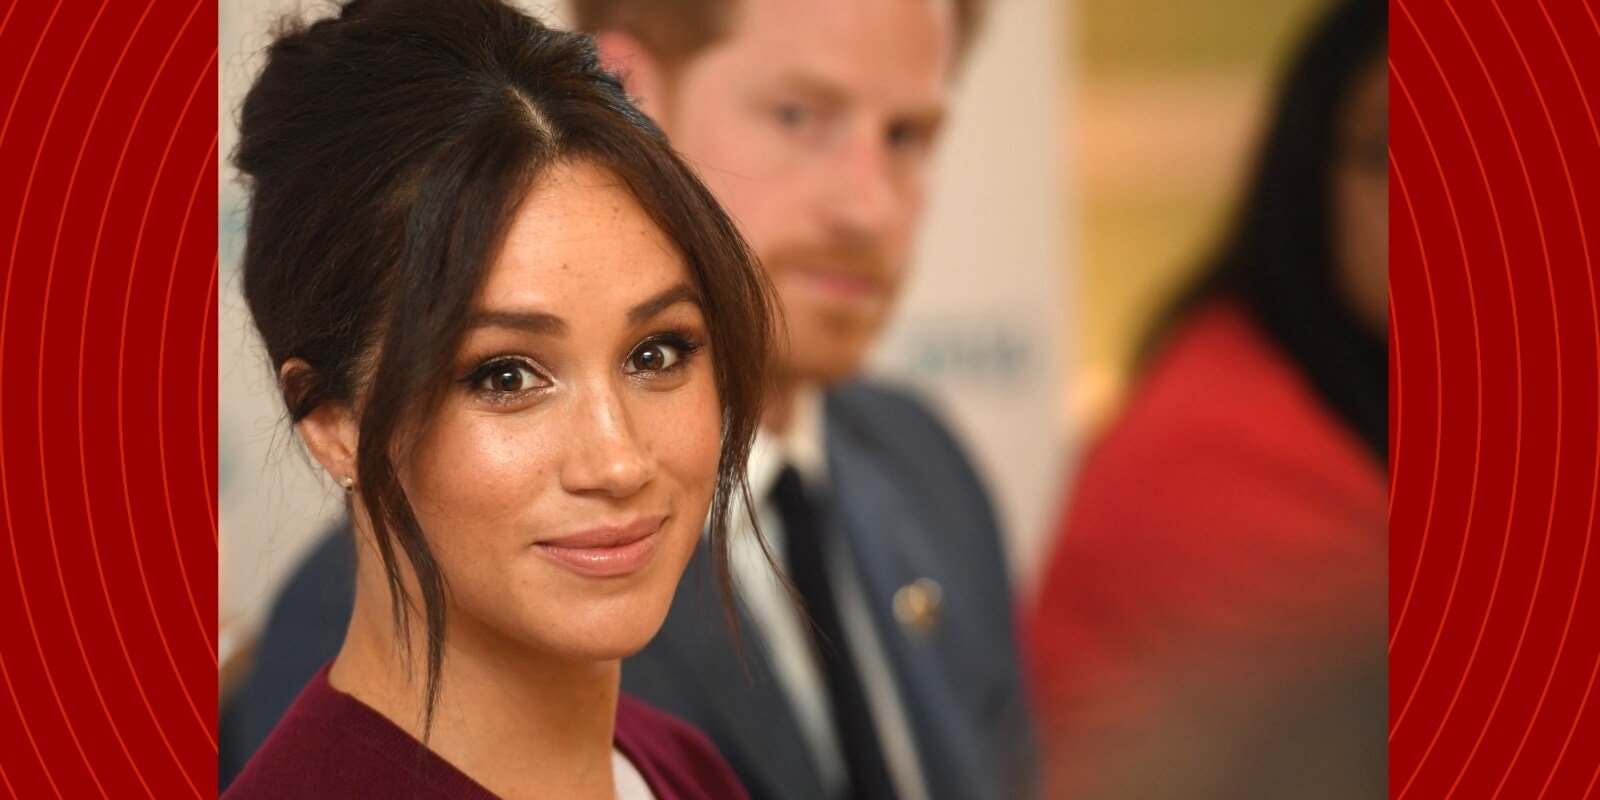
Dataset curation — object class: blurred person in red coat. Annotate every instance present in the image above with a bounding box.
[1026,1,1388,797]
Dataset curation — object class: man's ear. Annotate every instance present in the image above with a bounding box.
[282,359,360,493]
[594,31,670,121]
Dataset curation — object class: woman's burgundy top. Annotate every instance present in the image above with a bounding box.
[225,663,748,799]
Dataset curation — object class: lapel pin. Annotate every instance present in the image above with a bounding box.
[893,577,943,640]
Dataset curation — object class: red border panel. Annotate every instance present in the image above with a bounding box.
[1391,0,1600,797]
[0,0,218,797]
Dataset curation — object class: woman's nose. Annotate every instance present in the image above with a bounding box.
[559,385,655,498]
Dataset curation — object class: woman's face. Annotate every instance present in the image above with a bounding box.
[397,159,722,662]
[1333,53,1390,337]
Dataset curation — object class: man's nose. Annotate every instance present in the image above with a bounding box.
[822,128,899,240]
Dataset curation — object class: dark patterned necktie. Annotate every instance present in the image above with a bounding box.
[771,465,899,800]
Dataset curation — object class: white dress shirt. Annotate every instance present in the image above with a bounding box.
[613,749,655,800]
[726,388,930,800]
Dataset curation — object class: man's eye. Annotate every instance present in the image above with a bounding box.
[477,361,540,393]
[887,122,930,152]
[776,104,814,129]
[625,341,684,374]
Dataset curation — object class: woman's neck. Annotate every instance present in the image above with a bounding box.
[329,579,621,800]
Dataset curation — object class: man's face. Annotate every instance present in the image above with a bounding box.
[648,0,956,384]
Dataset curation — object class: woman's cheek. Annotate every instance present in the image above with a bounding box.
[654,375,724,504]
[402,408,556,550]
[689,377,727,487]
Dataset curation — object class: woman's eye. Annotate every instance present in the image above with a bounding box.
[625,340,685,374]
[475,360,541,394]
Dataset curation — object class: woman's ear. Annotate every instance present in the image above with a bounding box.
[281,358,359,492]
[593,31,670,121]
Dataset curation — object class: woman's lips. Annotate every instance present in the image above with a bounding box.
[533,515,665,578]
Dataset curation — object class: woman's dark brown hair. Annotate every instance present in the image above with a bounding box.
[1141,0,1387,461]
[234,0,775,732]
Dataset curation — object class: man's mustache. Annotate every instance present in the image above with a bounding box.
[763,241,894,288]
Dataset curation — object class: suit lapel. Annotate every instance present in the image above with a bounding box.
[824,411,989,800]
[645,545,828,800]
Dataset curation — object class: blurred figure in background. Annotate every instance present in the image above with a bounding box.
[1027,1,1387,797]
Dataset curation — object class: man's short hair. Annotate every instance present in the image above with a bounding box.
[571,0,987,71]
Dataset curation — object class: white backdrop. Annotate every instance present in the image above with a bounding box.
[218,0,1072,662]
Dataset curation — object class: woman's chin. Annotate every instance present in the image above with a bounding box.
[513,602,674,664]
[455,556,688,664]
[554,623,667,663]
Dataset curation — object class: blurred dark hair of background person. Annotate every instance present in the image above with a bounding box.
[1025,0,1388,797]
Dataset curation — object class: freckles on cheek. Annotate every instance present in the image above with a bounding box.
[404,414,556,525]
[654,383,725,494]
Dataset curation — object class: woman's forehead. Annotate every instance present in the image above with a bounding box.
[479,161,691,318]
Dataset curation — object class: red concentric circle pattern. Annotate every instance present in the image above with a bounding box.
[0,0,217,797]
[1,0,1598,797]
[1391,0,1600,797]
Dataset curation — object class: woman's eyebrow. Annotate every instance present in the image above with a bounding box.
[466,284,699,333]
[628,283,701,325]
[467,309,567,335]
